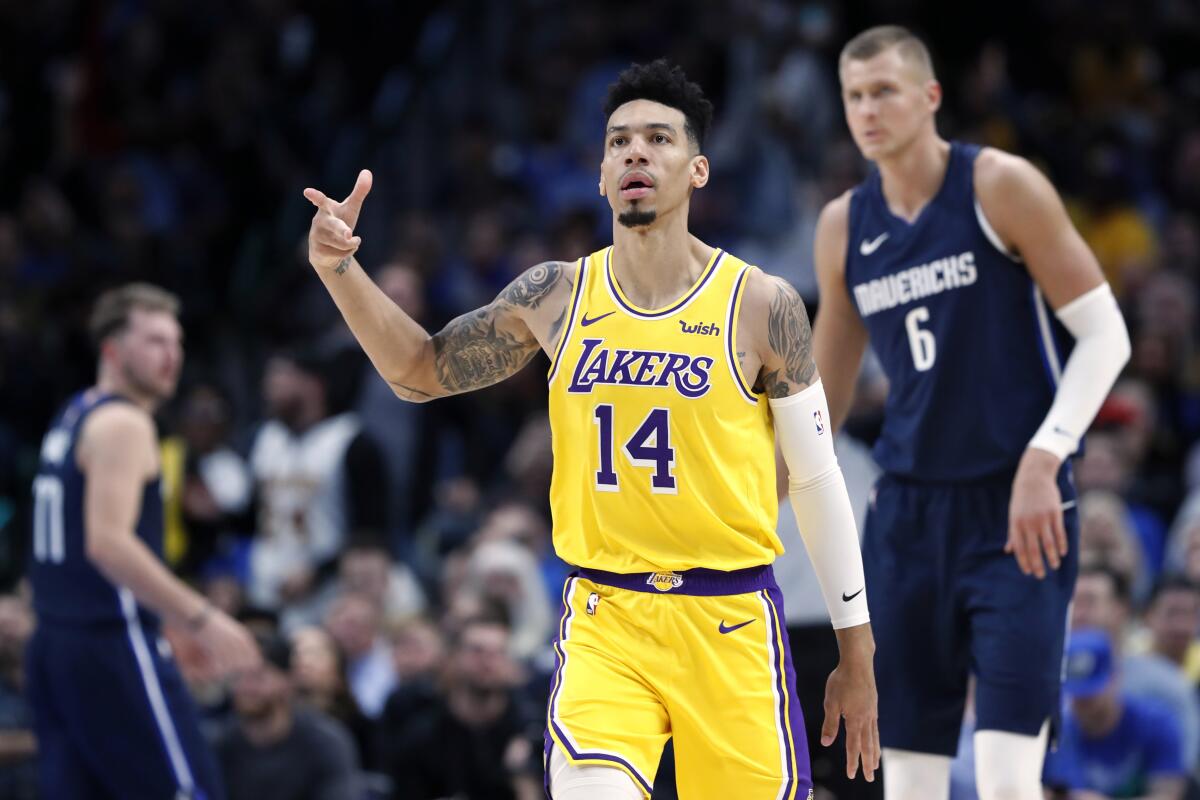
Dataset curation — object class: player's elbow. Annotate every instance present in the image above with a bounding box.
[1113,321,1132,368]
[84,529,119,568]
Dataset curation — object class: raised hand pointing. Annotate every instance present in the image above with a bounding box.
[303,168,373,271]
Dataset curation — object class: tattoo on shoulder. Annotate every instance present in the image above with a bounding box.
[760,278,816,399]
[431,261,572,393]
[500,261,570,309]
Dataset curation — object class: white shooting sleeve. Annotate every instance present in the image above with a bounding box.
[1028,283,1131,461]
[770,380,870,629]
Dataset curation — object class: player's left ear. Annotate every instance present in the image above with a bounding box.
[925,80,943,113]
[690,155,710,189]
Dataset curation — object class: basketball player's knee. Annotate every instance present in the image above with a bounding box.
[881,748,951,800]
[548,747,643,800]
[973,726,1048,800]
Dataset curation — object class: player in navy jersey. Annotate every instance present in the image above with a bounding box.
[811,26,1131,800]
[28,284,259,799]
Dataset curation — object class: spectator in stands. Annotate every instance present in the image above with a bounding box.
[217,631,359,800]
[289,625,374,768]
[354,260,433,552]
[379,616,541,800]
[1045,629,1186,799]
[1079,489,1148,601]
[282,535,426,633]
[389,616,445,685]
[166,382,253,578]
[323,591,396,720]
[0,595,35,799]
[459,539,552,662]
[1142,575,1200,686]
[1073,564,1200,769]
[248,345,389,610]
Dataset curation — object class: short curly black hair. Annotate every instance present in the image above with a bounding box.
[602,59,714,152]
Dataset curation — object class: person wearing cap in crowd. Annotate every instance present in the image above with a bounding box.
[216,631,360,800]
[1044,628,1187,800]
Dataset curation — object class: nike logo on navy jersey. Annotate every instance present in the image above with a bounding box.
[718,619,754,634]
[859,233,890,256]
[842,587,864,602]
[580,311,615,327]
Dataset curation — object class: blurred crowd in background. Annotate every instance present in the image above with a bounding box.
[2,0,1200,797]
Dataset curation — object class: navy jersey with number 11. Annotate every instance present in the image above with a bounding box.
[844,141,1074,481]
[29,389,164,629]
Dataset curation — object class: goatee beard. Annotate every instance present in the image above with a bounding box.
[617,208,657,228]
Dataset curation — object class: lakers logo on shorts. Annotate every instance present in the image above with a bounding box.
[646,571,684,592]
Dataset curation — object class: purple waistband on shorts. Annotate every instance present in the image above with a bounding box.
[576,564,775,596]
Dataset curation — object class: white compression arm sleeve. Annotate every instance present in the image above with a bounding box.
[1028,283,1131,461]
[770,381,870,629]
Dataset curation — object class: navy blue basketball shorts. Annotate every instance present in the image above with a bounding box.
[863,470,1079,756]
[27,618,223,800]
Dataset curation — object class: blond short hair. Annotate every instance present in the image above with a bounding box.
[89,283,180,347]
[840,25,936,80]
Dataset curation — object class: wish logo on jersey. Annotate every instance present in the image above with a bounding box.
[567,338,714,398]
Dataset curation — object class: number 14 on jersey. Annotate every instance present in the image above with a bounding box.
[593,405,677,494]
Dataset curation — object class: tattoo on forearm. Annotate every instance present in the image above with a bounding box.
[430,261,571,393]
[762,279,817,398]
[335,257,351,275]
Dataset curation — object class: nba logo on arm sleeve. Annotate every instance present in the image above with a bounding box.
[813,410,825,436]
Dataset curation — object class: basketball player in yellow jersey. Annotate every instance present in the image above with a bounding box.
[303,60,878,799]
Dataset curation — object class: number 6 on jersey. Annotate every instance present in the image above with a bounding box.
[593,405,677,494]
[905,305,937,371]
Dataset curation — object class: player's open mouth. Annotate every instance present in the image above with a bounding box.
[620,172,654,200]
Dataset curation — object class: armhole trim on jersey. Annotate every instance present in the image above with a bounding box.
[726,265,760,404]
[974,199,1023,263]
[1032,285,1064,386]
[547,257,588,382]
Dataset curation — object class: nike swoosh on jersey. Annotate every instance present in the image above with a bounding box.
[580,311,616,327]
[718,619,755,634]
[842,587,864,602]
[859,233,889,256]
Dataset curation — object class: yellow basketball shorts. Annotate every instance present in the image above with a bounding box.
[545,566,813,799]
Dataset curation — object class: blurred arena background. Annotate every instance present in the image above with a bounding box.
[1,0,1199,798]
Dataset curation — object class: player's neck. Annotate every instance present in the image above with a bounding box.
[95,370,157,413]
[875,135,951,223]
[610,213,713,310]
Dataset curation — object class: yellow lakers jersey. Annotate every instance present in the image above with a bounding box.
[547,246,780,573]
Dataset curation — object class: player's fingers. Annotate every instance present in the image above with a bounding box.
[1018,524,1043,577]
[343,169,373,210]
[868,719,881,780]
[844,718,863,780]
[313,213,355,243]
[821,699,841,747]
[303,187,333,210]
[1037,517,1061,571]
[1053,507,1069,557]
[1006,523,1030,575]
[1026,525,1047,579]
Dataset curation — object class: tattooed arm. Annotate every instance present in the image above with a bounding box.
[303,171,575,402]
[738,269,818,399]
[321,257,575,403]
